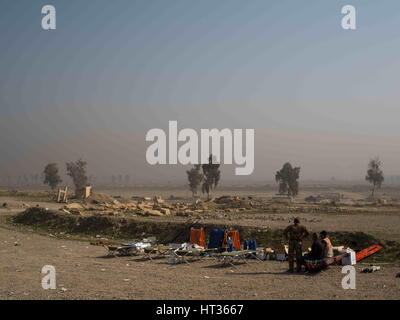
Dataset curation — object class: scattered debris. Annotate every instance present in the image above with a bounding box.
[305,193,343,203]
[57,186,68,203]
[153,196,164,204]
[361,265,381,273]
[75,186,92,200]
[305,195,318,203]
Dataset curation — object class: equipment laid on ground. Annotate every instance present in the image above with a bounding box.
[173,247,219,264]
[104,244,139,257]
[356,244,383,262]
[361,265,381,273]
[208,229,225,249]
[274,244,288,261]
[189,228,206,247]
[98,241,153,257]
[222,230,241,251]
[327,244,383,266]
[143,245,176,261]
[342,248,357,266]
[215,250,263,267]
[243,240,257,250]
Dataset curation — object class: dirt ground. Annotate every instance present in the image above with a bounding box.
[0,222,399,300]
[0,187,399,300]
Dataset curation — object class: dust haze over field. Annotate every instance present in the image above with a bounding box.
[1,1,400,185]
[1,1,400,303]
[1,127,400,185]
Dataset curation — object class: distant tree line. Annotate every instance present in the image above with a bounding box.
[42,159,89,195]
[185,156,386,200]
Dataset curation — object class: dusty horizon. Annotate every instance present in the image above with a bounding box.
[1,1,400,186]
[1,128,400,187]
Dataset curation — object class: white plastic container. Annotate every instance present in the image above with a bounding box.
[342,249,356,265]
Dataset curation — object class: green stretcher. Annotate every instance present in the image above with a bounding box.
[143,245,176,261]
[216,250,263,267]
[104,244,139,257]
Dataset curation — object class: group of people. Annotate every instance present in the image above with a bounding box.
[283,218,334,273]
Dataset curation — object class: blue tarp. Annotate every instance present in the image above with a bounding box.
[208,229,225,249]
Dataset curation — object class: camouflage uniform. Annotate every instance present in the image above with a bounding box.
[284,224,309,272]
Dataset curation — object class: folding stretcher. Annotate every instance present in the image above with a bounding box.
[356,244,383,262]
[104,244,139,257]
[216,249,263,267]
[143,245,176,261]
[173,247,220,264]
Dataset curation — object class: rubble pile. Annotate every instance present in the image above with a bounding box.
[287,206,347,214]
[212,195,254,211]
[60,196,173,217]
[59,196,209,217]
[58,194,258,217]
[305,193,343,204]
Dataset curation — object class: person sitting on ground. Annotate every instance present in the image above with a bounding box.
[305,233,324,260]
[302,233,327,272]
[320,230,334,261]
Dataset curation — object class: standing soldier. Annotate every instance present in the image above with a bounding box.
[283,217,309,273]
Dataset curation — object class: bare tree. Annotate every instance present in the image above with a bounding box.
[43,163,62,190]
[186,164,203,197]
[365,157,384,199]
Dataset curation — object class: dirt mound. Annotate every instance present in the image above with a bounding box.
[13,207,191,240]
[85,192,114,204]
[14,207,58,224]
[13,207,280,244]
[330,232,380,251]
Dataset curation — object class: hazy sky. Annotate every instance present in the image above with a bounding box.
[1,1,400,184]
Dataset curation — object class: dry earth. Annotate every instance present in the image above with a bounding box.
[0,187,400,300]
[0,224,399,300]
